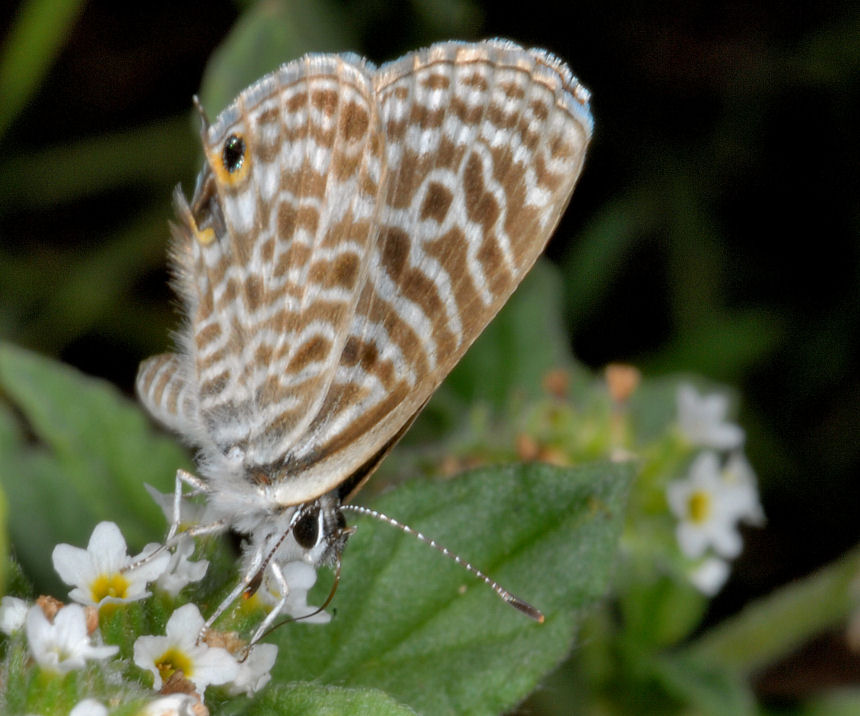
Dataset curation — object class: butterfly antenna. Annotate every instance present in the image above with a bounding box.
[341,504,544,623]
[192,95,210,131]
[255,555,344,647]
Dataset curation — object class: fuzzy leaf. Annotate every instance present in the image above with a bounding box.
[237,683,417,716]
[0,344,189,591]
[262,461,632,714]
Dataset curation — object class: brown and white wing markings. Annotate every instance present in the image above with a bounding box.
[273,40,592,505]
[159,55,385,470]
[136,352,201,441]
[137,41,591,507]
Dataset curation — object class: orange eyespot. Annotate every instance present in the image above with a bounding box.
[195,226,216,245]
[208,131,251,187]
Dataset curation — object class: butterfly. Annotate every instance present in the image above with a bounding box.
[136,39,592,644]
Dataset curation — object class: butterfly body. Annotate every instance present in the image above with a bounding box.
[137,39,592,632]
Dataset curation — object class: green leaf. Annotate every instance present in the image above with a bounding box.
[620,572,708,649]
[266,461,632,714]
[409,0,482,34]
[640,309,786,382]
[561,189,659,332]
[199,0,358,119]
[0,0,86,140]
[0,344,190,592]
[799,688,860,716]
[0,455,7,593]
[686,543,860,675]
[650,652,756,716]
[239,683,417,716]
[0,117,196,210]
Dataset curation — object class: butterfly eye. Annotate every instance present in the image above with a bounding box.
[222,134,246,173]
[293,508,320,550]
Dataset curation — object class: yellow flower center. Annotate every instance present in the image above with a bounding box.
[90,572,130,602]
[688,491,711,524]
[49,646,73,665]
[155,647,194,682]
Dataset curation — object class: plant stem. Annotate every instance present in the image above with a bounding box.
[686,543,860,674]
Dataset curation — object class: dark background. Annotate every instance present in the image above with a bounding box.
[1,0,857,701]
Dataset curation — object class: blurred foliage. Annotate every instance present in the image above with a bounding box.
[0,343,189,595]
[0,0,86,138]
[0,0,858,713]
[0,341,634,714]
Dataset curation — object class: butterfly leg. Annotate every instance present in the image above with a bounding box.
[125,469,223,576]
[244,560,290,651]
[197,542,267,643]
[167,468,206,540]
[165,468,229,541]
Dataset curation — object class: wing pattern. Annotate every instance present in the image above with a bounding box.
[136,40,592,506]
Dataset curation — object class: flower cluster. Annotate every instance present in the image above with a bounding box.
[668,384,765,594]
[413,368,765,601]
[0,496,326,714]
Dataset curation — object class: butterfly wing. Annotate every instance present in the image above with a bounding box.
[271,40,593,505]
[136,352,201,441]
[138,41,592,506]
[138,54,387,472]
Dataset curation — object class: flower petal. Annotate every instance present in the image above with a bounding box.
[164,603,206,647]
[689,558,730,595]
[52,543,95,587]
[70,698,109,716]
[0,596,29,635]
[227,643,278,696]
[87,522,129,571]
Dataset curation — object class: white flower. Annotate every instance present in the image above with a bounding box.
[137,693,207,716]
[155,535,209,597]
[677,384,744,450]
[145,484,212,529]
[722,451,765,525]
[53,521,171,607]
[26,604,118,672]
[133,603,239,693]
[225,642,278,696]
[689,557,731,595]
[0,596,29,634]
[142,486,210,597]
[253,561,330,624]
[70,699,109,716]
[667,452,744,559]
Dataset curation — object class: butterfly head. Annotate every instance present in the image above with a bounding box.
[198,447,354,568]
[240,491,354,609]
[290,494,354,569]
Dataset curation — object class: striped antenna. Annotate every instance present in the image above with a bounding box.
[342,504,544,623]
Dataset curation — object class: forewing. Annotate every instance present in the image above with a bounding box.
[274,40,593,504]
[174,54,384,466]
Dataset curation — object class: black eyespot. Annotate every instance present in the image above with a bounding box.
[222,134,246,173]
[293,509,320,550]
